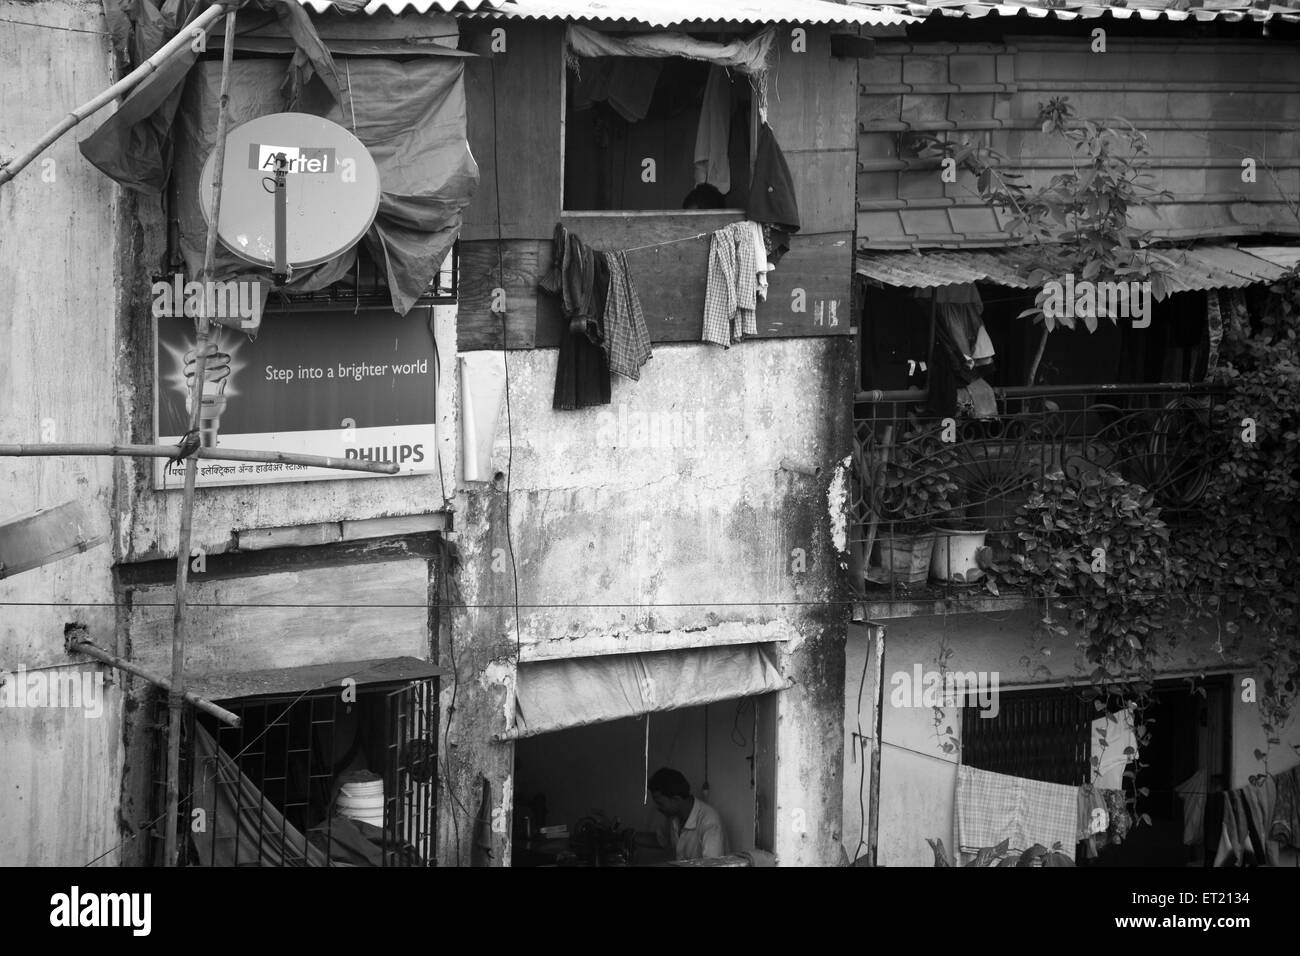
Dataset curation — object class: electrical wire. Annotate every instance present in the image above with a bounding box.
[489,50,524,673]
[0,16,112,36]
[3,586,1273,610]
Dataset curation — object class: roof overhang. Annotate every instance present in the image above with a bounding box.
[856,243,1297,296]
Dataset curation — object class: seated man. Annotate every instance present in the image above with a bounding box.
[648,767,727,861]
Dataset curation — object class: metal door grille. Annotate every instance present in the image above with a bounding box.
[161,678,437,867]
[962,689,1093,786]
[383,678,439,867]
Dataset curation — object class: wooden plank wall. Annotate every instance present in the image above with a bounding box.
[458,23,857,350]
[858,38,1300,249]
[125,560,430,676]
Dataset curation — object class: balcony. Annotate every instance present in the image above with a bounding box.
[849,383,1228,617]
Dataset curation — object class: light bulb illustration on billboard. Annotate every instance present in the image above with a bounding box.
[164,328,244,448]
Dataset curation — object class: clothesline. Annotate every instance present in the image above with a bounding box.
[621,231,712,255]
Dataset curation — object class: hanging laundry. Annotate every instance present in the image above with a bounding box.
[1175,768,1207,846]
[964,379,998,420]
[572,56,663,123]
[748,122,800,266]
[694,65,731,196]
[703,221,759,348]
[1076,782,1108,860]
[540,223,612,410]
[603,251,652,381]
[922,285,996,370]
[1205,289,1223,379]
[1271,764,1300,849]
[1091,708,1139,791]
[1213,788,1240,866]
[748,220,771,302]
[1101,788,1130,846]
[956,765,1078,862]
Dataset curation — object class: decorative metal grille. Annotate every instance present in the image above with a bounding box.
[849,383,1229,603]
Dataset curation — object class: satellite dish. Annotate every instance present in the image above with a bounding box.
[199,112,381,277]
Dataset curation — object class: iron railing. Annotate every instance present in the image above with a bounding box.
[850,383,1229,605]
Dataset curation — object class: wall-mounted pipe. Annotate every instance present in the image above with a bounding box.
[778,457,822,479]
[68,637,241,728]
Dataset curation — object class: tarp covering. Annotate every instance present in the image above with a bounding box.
[191,723,331,866]
[505,643,791,739]
[83,1,478,315]
[171,56,478,314]
[85,0,346,193]
[565,23,776,74]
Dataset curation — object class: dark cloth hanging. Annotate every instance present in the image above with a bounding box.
[541,223,612,409]
[927,315,976,419]
[748,122,800,266]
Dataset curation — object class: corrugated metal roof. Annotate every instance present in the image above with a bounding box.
[859,0,1300,24]
[856,244,1295,295]
[464,0,922,26]
[295,0,505,14]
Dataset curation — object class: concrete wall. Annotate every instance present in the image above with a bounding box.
[0,0,126,866]
[445,338,855,866]
[843,612,1300,867]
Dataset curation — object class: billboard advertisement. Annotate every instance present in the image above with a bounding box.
[154,308,439,489]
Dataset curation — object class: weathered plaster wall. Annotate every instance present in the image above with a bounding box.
[0,0,123,865]
[843,612,1300,867]
[444,337,855,865]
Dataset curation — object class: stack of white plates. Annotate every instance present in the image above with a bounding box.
[337,774,384,828]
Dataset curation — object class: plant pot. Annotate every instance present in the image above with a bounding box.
[874,530,936,587]
[930,525,989,584]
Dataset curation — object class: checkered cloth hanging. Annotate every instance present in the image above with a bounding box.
[957,764,1078,862]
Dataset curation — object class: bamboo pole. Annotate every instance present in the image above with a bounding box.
[0,2,230,187]
[865,623,886,868]
[70,639,241,728]
[0,443,400,475]
[164,9,238,869]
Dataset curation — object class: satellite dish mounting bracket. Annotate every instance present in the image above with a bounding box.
[272,153,291,286]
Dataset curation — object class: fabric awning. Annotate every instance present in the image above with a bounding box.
[501,643,791,739]
[188,656,444,702]
[857,243,1297,298]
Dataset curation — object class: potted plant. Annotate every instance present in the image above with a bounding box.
[930,486,989,585]
[870,427,957,587]
[927,836,1074,867]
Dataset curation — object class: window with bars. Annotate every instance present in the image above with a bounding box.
[153,677,438,867]
[961,687,1095,786]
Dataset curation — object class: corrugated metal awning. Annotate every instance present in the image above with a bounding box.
[296,0,505,14]
[856,243,1296,297]
[463,0,922,26]
[860,0,1300,24]
[188,657,444,702]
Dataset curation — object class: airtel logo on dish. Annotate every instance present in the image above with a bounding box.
[248,143,338,174]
